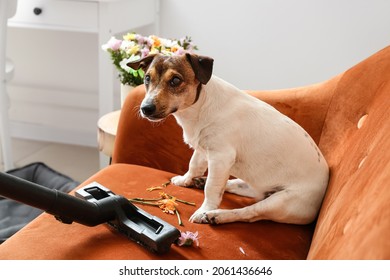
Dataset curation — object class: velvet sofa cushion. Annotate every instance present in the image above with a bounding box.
[0,164,314,259]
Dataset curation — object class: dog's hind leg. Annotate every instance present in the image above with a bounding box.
[225,179,257,198]
[204,189,315,225]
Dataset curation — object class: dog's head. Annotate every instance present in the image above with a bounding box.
[127,53,214,121]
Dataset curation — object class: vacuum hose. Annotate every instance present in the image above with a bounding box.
[0,172,115,226]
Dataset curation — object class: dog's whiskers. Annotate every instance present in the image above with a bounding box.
[132,105,143,120]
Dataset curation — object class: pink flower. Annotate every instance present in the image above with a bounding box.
[135,34,146,45]
[174,47,186,56]
[141,47,150,58]
[102,36,122,51]
[177,231,200,247]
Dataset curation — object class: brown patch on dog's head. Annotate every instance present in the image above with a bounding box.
[127,54,214,121]
[185,53,214,85]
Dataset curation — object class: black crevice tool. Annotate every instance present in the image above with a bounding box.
[0,172,180,254]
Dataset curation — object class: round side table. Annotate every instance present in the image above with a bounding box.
[97,110,121,159]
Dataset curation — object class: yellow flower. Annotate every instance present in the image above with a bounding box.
[158,197,178,214]
[151,35,161,47]
[127,45,140,55]
[123,33,136,41]
[159,192,170,199]
[171,46,179,53]
[150,47,160,54]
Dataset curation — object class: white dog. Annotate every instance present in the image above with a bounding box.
[128,53,329,225]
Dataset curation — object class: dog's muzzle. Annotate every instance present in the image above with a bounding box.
[140,101,168,121]
[140,98,177,121]
[140,103,157,117]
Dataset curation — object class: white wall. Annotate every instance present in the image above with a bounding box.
[160,0,390,89]
[6,0,390,146]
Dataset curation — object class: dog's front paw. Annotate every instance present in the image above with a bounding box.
[171,175,193,187]
[189,209,210,224]
[189,208,218,224]
[190,209,229,224]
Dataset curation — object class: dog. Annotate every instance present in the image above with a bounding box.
[128,53,329,225]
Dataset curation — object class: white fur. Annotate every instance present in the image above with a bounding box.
[170,75,329,224]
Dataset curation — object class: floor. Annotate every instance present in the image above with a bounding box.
[0,138,101,183]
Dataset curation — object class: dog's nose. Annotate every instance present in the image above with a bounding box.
[140,103,156,116]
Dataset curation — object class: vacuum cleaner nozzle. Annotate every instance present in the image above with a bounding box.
[75,182,181,254]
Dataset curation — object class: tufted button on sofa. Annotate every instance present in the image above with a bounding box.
[0,46,389,260]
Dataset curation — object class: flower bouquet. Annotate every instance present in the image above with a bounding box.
[102,33,198,87]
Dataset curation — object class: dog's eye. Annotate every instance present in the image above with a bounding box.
[169,76,182,87]
[144,75,151,85]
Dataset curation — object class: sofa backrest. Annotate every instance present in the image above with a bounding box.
[308,47,390,259]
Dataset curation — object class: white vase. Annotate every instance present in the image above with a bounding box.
[120,83,134,107]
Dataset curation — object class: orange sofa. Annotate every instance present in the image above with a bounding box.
[0,46,389,260]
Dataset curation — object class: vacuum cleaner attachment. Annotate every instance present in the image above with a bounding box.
[0,172,180,254]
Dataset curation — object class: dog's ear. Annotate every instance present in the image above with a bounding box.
[127,54,157,71]
[185,53,214,84]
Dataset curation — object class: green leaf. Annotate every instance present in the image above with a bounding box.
[138,69,145,79]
